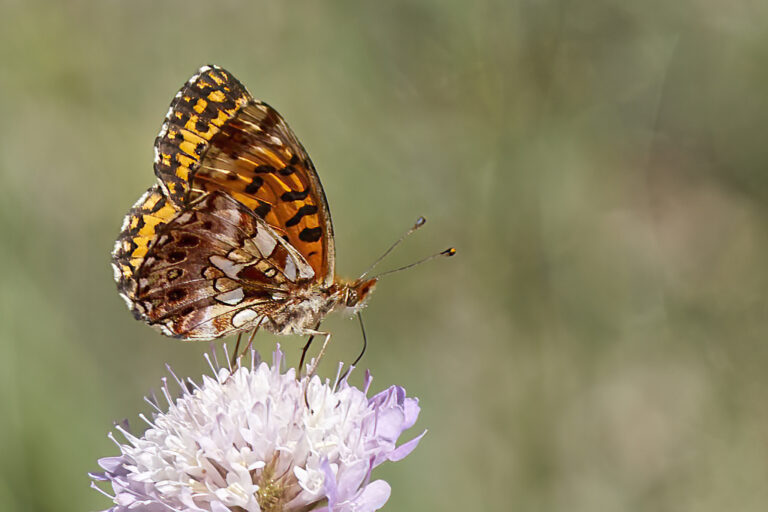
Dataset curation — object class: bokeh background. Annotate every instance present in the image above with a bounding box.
[3,1,768,510]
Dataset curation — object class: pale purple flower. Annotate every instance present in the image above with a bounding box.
[90,348,425,512]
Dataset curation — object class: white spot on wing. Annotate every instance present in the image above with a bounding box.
[214,277,237,292]
[284,257,297,282]
[227,248,253,263]
[214,206,243,226]
[252,230,277,257]
[276,234,316,281]
[175,212,193,224]
[216,288,245,306]
[209,255,244,279]
[232,308,259,328]
[297,259,315,280]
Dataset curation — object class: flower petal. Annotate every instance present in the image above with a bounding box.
[388,430,427,462]
[352,480,391,511]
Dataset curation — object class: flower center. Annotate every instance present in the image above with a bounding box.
[254,454,294,512]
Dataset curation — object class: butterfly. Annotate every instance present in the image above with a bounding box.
[112,65,381,359]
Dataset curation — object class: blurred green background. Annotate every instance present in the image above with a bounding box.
[3,0,768,510]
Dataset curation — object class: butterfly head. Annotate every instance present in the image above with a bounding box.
[342,277,379,313]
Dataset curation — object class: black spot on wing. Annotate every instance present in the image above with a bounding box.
[131,215,146,233]
[253,165,275,174]
[253,201,272,218]
[285,205,318,227]
[245,176,264,194]
[299,226,323,242]
[167,250,187,263]
[168,289,187,301]
[280,189,309,201]
[177,235,200,247]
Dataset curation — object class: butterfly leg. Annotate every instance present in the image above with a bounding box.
[301,330,331,378]
[298,335,314,378]
[298,322,322,378]
[231,320,263,367]
[231,332,244,367]
[242,322,262,355]
[301,329,332,408]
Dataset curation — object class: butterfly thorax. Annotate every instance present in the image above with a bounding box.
[263,277,378,335]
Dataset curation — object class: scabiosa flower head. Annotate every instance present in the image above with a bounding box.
[91,348,424,512]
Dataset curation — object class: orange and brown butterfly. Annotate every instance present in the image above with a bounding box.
[112,65,384,352]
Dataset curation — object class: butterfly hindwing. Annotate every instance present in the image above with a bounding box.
[130,191,316,340]
[153,65,335,286]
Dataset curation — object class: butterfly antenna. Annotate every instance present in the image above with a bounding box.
[338,312,368,384]
[372,247,456,279]
[359,217,427,279]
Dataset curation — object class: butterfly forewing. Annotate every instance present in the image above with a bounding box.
[200,102,334,285]
[130,191,316,340]
[153,65,335,286]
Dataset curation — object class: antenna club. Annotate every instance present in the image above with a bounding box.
[443,247,457,256]
[414,216,426,228]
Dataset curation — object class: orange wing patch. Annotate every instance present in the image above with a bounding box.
[112,185,179,309]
